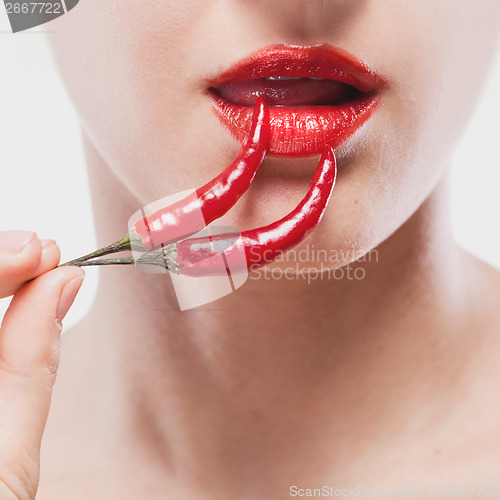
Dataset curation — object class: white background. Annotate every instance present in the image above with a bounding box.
[1,10,499,328]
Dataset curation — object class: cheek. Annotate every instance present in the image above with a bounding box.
[48,0,223,203]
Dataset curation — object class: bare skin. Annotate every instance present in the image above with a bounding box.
[35,144,500,498]
[1,1,500,498]
[2,146,500,500]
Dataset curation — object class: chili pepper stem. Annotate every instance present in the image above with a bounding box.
[59,242,180,274]
[59,233,131,267]
[66,257,135,267]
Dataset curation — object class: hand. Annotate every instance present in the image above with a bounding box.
[0,231,84,500]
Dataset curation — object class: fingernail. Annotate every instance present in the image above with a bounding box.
[55,273,85,326]
[0,230,36,253]
[41,239,56,248]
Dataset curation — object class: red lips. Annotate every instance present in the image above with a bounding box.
[205,44,385,157]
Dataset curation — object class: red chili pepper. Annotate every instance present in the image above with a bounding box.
[60,100,336,275]
[171,146,336,276]
[131,97,270,251]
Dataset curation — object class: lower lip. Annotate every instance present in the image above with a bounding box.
[208,93,381,158]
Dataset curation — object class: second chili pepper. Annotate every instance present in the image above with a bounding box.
[63,147,336,274]
[166,146,337,276]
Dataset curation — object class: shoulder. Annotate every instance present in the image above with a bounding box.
[463,251,500,326]
[444,251,500,482]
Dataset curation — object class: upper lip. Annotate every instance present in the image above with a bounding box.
[205,43,385,95]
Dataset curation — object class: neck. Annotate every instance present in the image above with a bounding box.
[75,131,474,492]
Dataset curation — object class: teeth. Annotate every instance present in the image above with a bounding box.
[265,76,325,81]
[266,76,302,81]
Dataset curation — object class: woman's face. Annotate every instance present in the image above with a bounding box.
[48,1,500,268]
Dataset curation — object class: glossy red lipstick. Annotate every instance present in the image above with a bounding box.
[205,44,385,157]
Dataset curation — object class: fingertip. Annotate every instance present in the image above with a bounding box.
[0,233,43,279]
[5,265,85,325]
[37,240,62,272]
[45,265,85,292]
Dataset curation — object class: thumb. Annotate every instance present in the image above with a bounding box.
[0,266,84,498]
